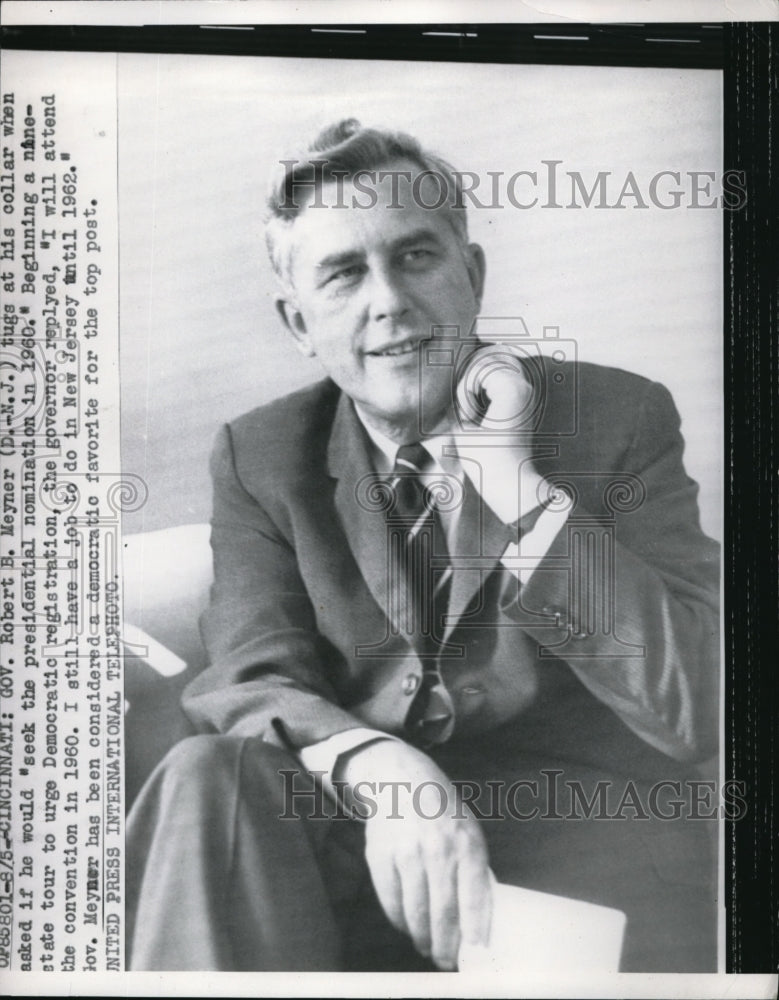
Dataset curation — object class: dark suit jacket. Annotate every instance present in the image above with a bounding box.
[184,359,719,787]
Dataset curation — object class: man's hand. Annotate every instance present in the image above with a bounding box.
[452,343,548,524]
[337,739,492,970]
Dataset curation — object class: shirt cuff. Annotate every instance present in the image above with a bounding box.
[500,502,571,584]
[299,727,398,813]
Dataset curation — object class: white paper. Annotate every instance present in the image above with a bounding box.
[459,879,626,973]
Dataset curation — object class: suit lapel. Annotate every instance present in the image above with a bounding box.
[327,393,401,630]
[444,470,514,642]
[326,383,547,645]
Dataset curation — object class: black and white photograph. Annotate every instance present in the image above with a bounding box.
[121,36,725,977]
[0,3,776,996]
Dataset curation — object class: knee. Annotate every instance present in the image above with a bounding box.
[156,733,298,786]
[139,733,311,828]
[161,733,237,775]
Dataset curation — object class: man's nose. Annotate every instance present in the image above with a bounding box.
[369,266,410,322]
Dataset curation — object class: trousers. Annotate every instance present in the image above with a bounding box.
[126,733,717,972]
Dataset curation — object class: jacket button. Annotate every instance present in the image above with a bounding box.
[402,674,420,695]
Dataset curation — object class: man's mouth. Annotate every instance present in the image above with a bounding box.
[366,339,419,358]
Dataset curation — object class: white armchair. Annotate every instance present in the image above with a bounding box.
[122,522,213,806]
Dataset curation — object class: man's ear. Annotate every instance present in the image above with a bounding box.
[465,243,487,308]
[275,296,316,358]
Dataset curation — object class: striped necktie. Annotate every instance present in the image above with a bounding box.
[389,442,455,746]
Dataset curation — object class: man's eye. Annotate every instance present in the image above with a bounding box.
[326,264,363,285]
[401,248,434,266]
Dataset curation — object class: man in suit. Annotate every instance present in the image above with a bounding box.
[126,120,720,972]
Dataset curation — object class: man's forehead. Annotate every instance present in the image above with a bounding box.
[296,210,446,259]
[288,159,453,266]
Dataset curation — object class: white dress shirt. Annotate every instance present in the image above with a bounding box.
[300,405,570,794]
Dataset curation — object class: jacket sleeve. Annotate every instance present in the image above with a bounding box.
[505,379,720,763]
[181,423,368,749]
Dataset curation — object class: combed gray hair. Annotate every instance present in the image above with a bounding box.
[264,118,469,289]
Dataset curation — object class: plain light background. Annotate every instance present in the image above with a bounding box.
[118,53,723,540]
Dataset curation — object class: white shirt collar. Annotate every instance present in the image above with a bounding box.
[353,403,458,477]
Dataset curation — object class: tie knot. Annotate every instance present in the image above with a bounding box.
[395,442,430,474]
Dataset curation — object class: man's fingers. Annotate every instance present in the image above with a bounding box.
[457,852,492,948]
[426,857,461,970]
[366,845,408,937]
[367,832,433,957]
[456,343,535,429]
[361,763,492,969]
[397,857,432,959]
